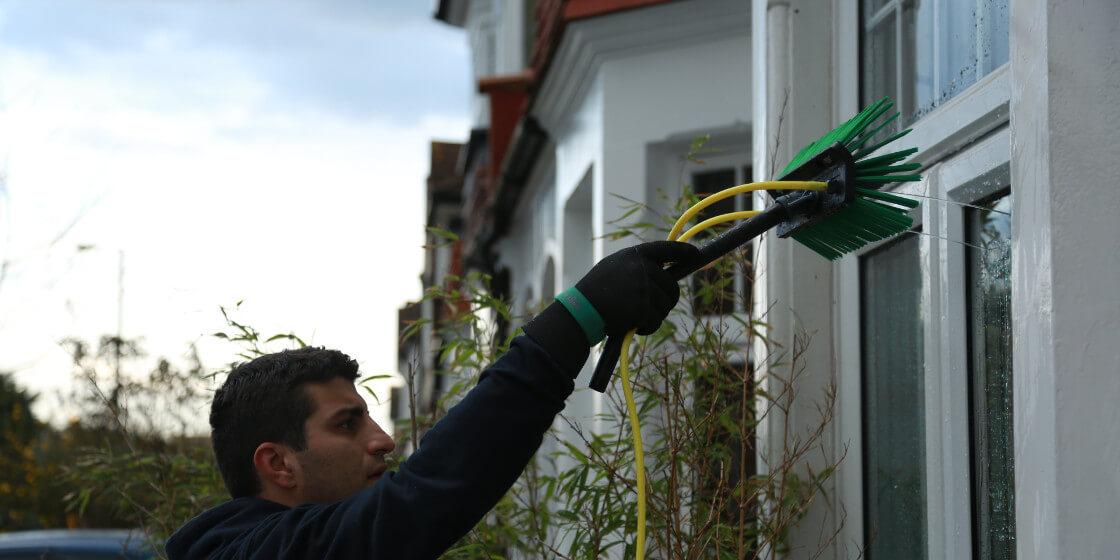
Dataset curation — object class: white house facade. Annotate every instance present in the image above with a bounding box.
[750,1,1119,558]
[412,0,1120,558]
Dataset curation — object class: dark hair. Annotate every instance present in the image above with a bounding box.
[209,346,359,498]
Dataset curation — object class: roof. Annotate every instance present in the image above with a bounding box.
[398,300,422,335]
[428,140,464,199]
[433,0,681,268]
[434,0,467,27]
[469,0,678,263]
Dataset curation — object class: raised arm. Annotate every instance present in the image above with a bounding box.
[221,240,698,559]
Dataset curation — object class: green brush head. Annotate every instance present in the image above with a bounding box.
[776,97,922,260]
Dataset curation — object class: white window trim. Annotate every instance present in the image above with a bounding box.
[831,2,1012,557]
[905,63,1009,169]
[678,150,755,319]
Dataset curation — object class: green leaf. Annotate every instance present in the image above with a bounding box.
[687,133,711,162]
[362,385,383,405]
[426,226,459,242]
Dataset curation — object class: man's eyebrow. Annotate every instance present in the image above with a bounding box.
[326,405,367,421]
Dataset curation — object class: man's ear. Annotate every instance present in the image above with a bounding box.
[253,442,298,491]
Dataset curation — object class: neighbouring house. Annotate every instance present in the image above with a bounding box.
[399,1,1120,558]
[391,140,468,452]
[437,0,753,520]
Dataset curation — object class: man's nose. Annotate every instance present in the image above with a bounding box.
[367,419,396,456]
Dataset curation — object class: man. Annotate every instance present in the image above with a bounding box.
[167,240,698,559]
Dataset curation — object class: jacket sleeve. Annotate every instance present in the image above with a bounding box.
[231,334,582,560]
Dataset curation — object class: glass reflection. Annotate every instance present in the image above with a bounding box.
[862,0,1010,127]
[968,194,1015,560]
[861,235,927,559]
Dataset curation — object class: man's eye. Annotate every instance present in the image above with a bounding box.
[339,420,354,431]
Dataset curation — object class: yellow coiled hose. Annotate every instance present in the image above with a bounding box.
[618,180,826,560]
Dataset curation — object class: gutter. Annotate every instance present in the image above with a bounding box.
[468,0,678,269]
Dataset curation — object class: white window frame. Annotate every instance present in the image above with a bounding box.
[832,0,1011,557]
[680,152,755,318]
[859,0,1010,138]
[647,133,754,345]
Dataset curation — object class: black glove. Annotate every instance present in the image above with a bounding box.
[523,241,699,376]
[576,240,698,336]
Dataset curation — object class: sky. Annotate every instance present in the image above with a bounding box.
[0,0,471,431]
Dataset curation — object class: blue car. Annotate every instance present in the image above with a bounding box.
[0,530,155,559]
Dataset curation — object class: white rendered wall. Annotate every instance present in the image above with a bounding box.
[1010,0,1120,558]
[498,197,539,314]
[464,0,498,127]
[745,2,1120,560]
[443,1,1120,559]
[494,0,527,73]
[599,34,752,246]
[494,72,606,478]
[505,2,752,556]
[544,7,752,432]
[497,150,558,324]
[752,1,842,557]
[553,76,605,434]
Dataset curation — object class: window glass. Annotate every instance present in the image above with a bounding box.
[693,362,757,553]
[523,0,538,68]
[862,0,1010,126]
[691,169,738,315]
[861,234,926,559]
[939,1,978,102]
[863,8,897,110]
[909,0,935,116]
[740,166,754,314]
[967,193,1015,560]
[979,0,1010,75]
[863,0,891,15]
[389,386,405,420]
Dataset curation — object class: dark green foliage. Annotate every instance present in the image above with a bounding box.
[53,305,310,557]
[0,372,49,529]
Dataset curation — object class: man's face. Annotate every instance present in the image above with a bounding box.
[291,377,396,504]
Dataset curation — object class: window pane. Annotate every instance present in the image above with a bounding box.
[940,0,979,102]
[863,13,898,109]
[693,362,757,553]
[967,194,1015,560]
[905,0,936,118]
[691,169,738,315]
[864,0,892,17]
[980,0,1010,74]
[862,0,1010,126]
[740,166,754,314]
[861,235,926,559]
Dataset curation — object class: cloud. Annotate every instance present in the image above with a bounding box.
[0,0,471,430]
[0,0,471,123]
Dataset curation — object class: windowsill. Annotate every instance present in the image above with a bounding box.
[903,63,1010,169]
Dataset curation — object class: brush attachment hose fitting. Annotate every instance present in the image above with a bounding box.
[588,190,823,393]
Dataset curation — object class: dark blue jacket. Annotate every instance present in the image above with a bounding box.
[166,331,585,560]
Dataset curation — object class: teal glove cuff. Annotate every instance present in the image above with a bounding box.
[555,286,607,345]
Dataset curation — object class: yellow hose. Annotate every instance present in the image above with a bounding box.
[620,180,825,559]
[618,330,644,559]
[666,180,827,241]
[677,210,760,243]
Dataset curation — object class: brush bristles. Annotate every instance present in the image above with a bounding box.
[792,198,914,260]
[780,96,923,260]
